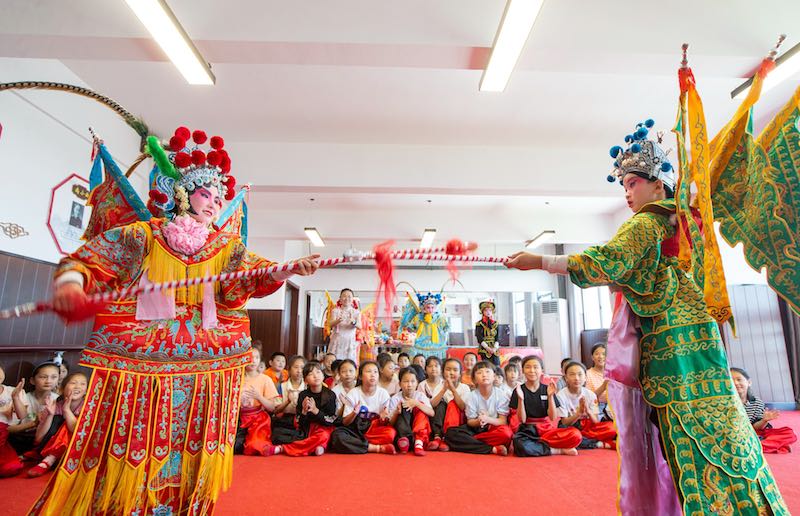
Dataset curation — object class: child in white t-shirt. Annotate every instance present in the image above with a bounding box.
[388,367,434,456]
[556,361,616,449]
[328,361,396,454]
[444,361,513,455]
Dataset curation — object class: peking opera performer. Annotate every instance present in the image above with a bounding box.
[30,127,319,515]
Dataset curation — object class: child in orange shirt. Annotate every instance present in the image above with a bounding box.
[264,351,288,391]
[236,348,281,455]
[461,352,477,389]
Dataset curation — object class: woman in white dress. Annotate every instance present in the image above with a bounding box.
[328,288,361,364]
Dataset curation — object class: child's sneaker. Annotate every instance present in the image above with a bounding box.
[314,446,325,456]
[492,445,508,456]
[438,441,450,452]
[427,437,441,451]
[413,440,426,456]
[397,437,410,453]
[379,444,396,455]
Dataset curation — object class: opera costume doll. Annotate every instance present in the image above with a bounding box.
[475,299,500,366]
[31,127,319,515]
[400,293,449,360]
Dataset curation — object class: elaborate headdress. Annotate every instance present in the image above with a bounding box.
[146,127,237,217]
[479,299,496,312]
[417,292,442,307]
[607,119,675,190]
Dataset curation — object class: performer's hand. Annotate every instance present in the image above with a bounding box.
[293,254,321,276]
[52,282,92,321]
[504,252,542,271]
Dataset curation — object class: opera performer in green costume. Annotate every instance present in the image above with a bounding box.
[506,117,789,515]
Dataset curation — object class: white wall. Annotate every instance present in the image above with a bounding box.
[0,58,143,264]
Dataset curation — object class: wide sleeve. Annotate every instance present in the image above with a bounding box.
[55,221,151,293]
[218,240,285,308]
[567,211,671,296]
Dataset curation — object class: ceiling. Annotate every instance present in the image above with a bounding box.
[2,0,799,246]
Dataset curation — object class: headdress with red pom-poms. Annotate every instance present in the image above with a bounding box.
[145,126,237,218]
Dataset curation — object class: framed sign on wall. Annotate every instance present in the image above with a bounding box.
[46,173,92,256]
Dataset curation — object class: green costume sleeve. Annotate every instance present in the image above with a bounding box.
[567,210,679,317]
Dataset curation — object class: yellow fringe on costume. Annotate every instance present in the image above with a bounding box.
[144,238,236,304]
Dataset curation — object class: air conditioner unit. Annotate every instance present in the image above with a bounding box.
[532,299,569,375]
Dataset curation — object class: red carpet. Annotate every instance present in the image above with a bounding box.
[4,412,799,516]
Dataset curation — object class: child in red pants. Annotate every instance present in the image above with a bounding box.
[444,361,513,456]
[27,373,88,477]
[732,367,797,454]
[236,348,281,455]
[511,356,581,457]
[388,367,434,456]
[329,361,396,454]
[268,361,337,456]
[0,365,28,477]
[556,362,616,450]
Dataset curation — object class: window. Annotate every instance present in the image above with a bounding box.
[581,286,612,329]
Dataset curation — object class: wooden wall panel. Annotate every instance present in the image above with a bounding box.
[723,285,794,403]
[0,252,92,350]
[248,309,283,360]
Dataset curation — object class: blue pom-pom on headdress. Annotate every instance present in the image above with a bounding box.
[606,174,615,182]
[635,127,648,139]
[609,145,623,158]
[660,162,673,172]
[624,134,634,143]
[631,143,642,153]
[645,119,655,128]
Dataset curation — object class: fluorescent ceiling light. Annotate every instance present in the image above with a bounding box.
[124,0,215,85]
[304,227,325,247]
[479,0,545,92]
[525,230,555,249]
[732,40,800,99]
[420,229,436,249]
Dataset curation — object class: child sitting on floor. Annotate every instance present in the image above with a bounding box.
[331,359,358,417]
[27,372,88,477]
[388,367,434,456]
[412,354,426,370]
[418,356,448,450]
[8,362,60,456]
[0,365,27,477]
[377,355,400,395]
[511,356,580,457]
[236,347,281,455]
[493,365,511,399]
[329,361,396,454]
[731,367,797,454]
[461,353,477,389]
[396,353,411,370]
[444,361,513,456]
[556,361,616,450]
[268,361,338,457]
[325,359,341,388]
[274,356,307,429]
[264,351,289,391]
[322,353,337,386]
[504,363,520,392]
